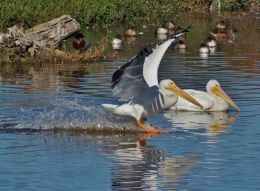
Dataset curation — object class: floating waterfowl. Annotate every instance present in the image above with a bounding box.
[199,43,210,58]
[215,20,227,31]
[211,29,231,42]
[177,40,186,49]
[206,36,217,48]
[112,34,123,50]
[166,20,175,30]
[124,27,137,37]
[211,21,234,42]
[102,28,202,133]
[155,24,168,35]
[199,43,210,53]
[156,33,168,41]
[171,79,240,111]
[72,32,91,53]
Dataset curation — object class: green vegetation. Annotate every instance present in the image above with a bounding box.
[0,0,258,30]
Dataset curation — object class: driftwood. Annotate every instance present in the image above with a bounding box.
[0,15,114,63]
[25,15,80,48]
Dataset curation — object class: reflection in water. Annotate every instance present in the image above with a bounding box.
[209,47,216,54]
[158,153,199,189]
[199,52,209,59]
[124,36,136,48]
[107,134,199,191]
[109,134,160,190]
[178,48,186,55]
[156,33,168,41]
[164,111,239,135]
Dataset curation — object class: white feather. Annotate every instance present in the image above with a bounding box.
[143,38,175,87]
[172,89,214,111]
[102,103,144,120]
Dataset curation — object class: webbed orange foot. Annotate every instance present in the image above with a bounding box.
[135,120,161,134]
[144,128,161,135]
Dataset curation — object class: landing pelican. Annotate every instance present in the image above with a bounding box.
[102,29,202,133]
[171,79,240,111]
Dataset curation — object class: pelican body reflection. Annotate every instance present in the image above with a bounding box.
[106,134,199,191]
[164,111,239,135]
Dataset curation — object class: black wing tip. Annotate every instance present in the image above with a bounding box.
[111,45,153,88]
[171,25,192,38]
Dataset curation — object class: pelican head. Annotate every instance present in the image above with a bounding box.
[160,79,203,108]
[206,79,240,111]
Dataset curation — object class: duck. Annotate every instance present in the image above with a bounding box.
[199,43,209,54]
[166,20,175,31]
[211,21,232,42]
[177,40,186,49]
[206,36,217,48]
[72,32,91,53]
[155,24,168,35]
[112,34,123,50]
[199,43,210,58]
[214,20,227,32]
[124,27,137,37]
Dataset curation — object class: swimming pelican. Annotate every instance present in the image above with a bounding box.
[102,28,203,133]
[171,79,240,111]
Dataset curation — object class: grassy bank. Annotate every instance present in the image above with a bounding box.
[0,0,259,30]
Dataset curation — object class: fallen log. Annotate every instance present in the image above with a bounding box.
[25,15,80,48]
[0,15,113,63]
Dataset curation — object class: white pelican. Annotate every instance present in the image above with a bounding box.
[171,79,240,111]
[102,28,203,133]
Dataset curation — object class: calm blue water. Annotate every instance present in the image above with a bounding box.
[0,16,260,190]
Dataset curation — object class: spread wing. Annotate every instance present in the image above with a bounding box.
[111,28,190,114]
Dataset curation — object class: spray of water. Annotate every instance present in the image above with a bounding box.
[15,98,136,132]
